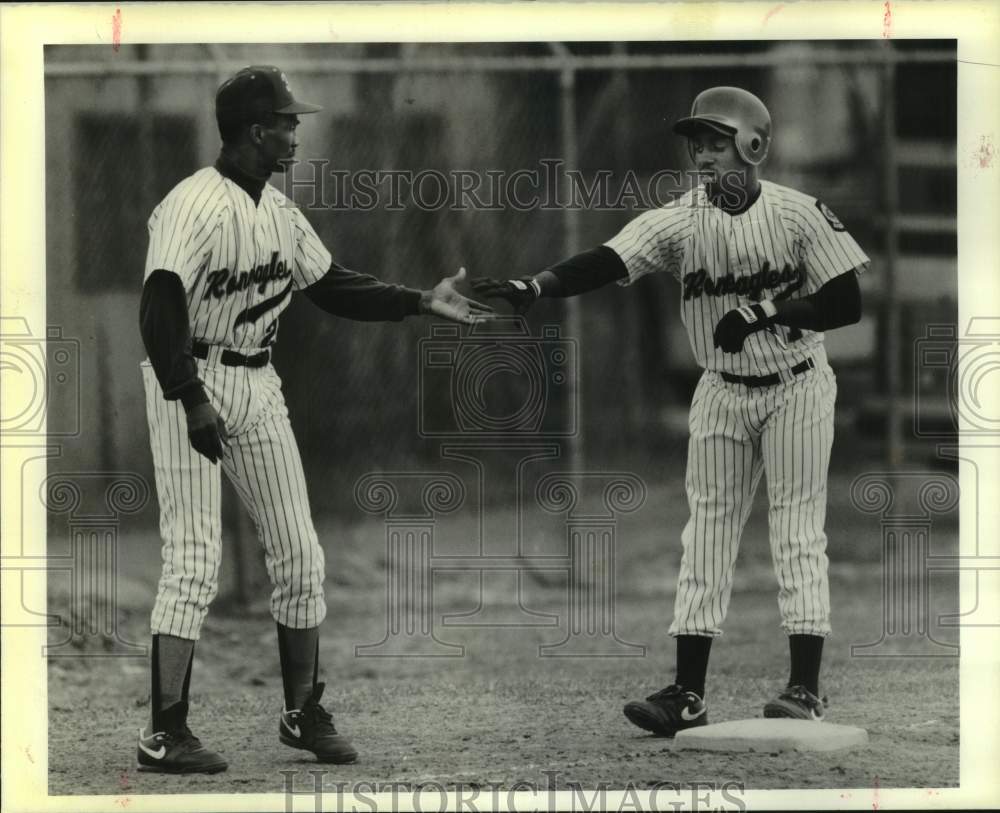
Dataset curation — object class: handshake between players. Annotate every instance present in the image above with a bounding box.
[138,70,864,777]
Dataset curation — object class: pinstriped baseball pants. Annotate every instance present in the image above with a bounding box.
[141,359,326,640]
[668,358,837,638]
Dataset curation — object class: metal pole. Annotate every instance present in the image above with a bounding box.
[607,43,644,428]
[881,50,902,468]
[205,44,252,609]
[44,48,956,78]
[136,44,155,223]
[555,47,584,476]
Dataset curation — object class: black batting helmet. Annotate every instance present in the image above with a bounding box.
[673,86,772,166]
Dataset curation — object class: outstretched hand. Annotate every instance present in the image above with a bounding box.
[469,276,540,315]
[421,267,496,325]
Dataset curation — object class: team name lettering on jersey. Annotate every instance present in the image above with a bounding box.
[144,166,331,349]
[682,261,805,301]
[203,252,293,300]
[604,180,871,376]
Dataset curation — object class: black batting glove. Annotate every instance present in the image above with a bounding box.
[470,276,541,315]
[185,402,230,464]
[713,304,771,353]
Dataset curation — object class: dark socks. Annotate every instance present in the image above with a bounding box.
[277,624,320,710]
[150,634,195,730]
[788,634,824,696]
[674,635,713,699]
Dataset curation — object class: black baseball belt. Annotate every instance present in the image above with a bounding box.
[719,357,815,387]
[191,340,270,368]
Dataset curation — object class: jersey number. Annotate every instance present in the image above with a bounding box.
[261,319,278,347]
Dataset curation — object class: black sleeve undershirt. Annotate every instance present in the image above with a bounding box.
[538,246,861,334]
[139,269,208,409]
[771,270,862,332]
[303,261,422,321]
[139,262,421,409]
[537,245,628,296]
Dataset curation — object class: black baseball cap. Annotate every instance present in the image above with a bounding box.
[215,65,322,127]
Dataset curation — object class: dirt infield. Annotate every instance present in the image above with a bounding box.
[46,476,960,796]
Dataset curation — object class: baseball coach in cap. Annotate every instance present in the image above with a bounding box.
[135,65,493,774]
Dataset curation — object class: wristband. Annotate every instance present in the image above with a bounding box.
[179,384,210,411]
[760,299,778,319]
[511,278,542,299]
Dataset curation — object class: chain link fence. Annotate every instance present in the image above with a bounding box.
[45,40,957,520]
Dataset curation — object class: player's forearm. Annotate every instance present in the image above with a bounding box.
[533,246,629,297]
[304,261,422,321]
[764,270,862,332]
[139,270,209,408]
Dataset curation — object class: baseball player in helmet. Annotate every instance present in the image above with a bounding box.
[473,86,868,735]
[137,65,493,773]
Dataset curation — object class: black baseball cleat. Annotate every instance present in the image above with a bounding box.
[623,684,709,737]
[279,682,358,764]
[763,684,828,721]
[136,701,228,774]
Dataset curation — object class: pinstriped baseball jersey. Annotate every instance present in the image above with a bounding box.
[605,180,869,376]
[142,358,326,639]
[141,162,333,641]
[145,166,331,350]
[601,177,867,641]
[667,356,837,638]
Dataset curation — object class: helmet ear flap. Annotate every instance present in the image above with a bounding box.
[678,87,772,167]
[736,129,770,166]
